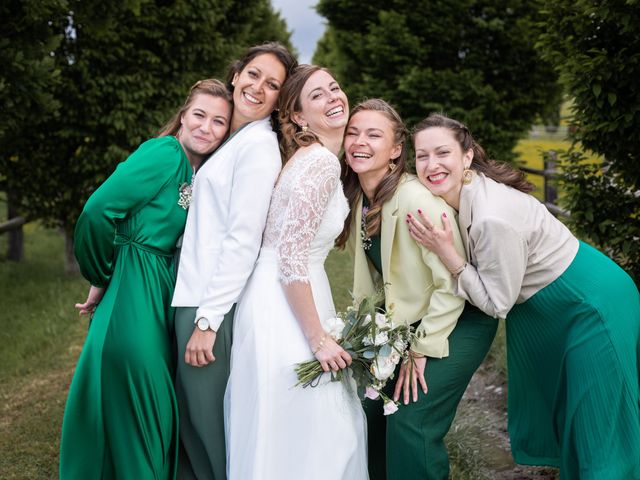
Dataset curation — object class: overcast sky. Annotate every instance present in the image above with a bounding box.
[270,0,325,64]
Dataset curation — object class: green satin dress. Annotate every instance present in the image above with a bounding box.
[59,136,191,479]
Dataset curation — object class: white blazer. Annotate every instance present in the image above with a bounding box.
[171,117,282,330]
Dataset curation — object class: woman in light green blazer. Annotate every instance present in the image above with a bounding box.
[336,99,498,480]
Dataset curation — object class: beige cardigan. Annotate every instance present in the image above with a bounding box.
[456,172,579,319]
[348,174,466,358]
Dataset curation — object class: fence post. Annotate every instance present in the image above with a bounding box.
[7,194,24,261]
[544,151,558,206]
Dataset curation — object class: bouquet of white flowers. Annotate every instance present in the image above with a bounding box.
[295,293,413,415]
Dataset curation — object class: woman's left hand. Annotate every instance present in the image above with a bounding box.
[75,285,105,316]
[393,355,428,404]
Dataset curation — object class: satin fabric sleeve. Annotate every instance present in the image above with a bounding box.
[455,217,528,319]
[73,138,184,287]
[194,138,281,331]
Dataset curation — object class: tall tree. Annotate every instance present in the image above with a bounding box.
[314,0,561,161]
[538,0,640,281]
[0,0,67,260]
[2,0,291,270]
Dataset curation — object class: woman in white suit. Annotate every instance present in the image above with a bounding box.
[171,42,297,480]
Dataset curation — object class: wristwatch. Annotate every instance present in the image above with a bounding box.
[196,317,213,332]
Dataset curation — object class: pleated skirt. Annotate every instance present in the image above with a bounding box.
[506,241,640,480]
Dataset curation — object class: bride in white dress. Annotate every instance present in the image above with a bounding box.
[224,65,368,480]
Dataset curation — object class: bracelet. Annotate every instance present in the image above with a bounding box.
[312,333,327,355]
[450,261,467,277]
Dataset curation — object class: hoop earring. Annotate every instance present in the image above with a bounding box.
[462,168,473,185]
[388,162,397,172]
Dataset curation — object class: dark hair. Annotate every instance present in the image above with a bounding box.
[277,64,329,159]
[412,113,534,193]
[157,79,232,137]
[335,98,408,249]
[226,42,298,141]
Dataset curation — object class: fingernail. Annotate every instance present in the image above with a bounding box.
[417,209,422,214]
[442,212,447,218]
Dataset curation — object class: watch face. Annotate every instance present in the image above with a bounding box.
[197,317,209,331]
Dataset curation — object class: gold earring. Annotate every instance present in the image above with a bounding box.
[388,162,397,172]
[301,125,308,133]
[462,168,473,185]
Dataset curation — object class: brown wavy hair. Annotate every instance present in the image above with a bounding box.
[226,42,298,144]
[277,65,329,160]
[335,98,408,249]
[156,79,232,137]
[412,113,534,193]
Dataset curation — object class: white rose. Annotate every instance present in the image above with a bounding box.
[393,337,407,353]
[363,314,372,325]
[389,351,401,365]
[371,357,396,381]
[374,312,388,328]
[322,316,345,341]
[363,330,389,347]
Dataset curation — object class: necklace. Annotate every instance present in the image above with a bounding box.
[361,205,372,251]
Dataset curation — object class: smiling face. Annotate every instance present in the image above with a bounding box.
[414,126,473,209]
[293,70,349,136]
[177,93,232,166]
[343,110,402,187]
[231,53,287,129]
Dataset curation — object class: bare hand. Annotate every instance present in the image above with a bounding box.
[75,285,105,316]
[393,355,428,404]
[314,336,353,373]
[407,210,463,271]
[185,328,217,367]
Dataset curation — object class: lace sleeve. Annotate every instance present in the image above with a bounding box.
[277,149,340,284]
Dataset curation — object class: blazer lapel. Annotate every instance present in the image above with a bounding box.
[381,185,400,279]
[458,173,479,261]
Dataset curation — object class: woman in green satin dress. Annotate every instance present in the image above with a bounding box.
[59,80,232,479]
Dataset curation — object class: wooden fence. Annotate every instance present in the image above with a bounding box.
[520,152,570,218]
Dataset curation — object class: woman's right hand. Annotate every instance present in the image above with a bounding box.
[313,335,352,373]
[407,210,465,273]
[75,285,105,316]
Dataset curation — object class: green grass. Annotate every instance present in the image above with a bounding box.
[0,223,87,479]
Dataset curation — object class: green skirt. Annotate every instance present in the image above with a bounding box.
[506,241,640,480]
[60,245,179,479]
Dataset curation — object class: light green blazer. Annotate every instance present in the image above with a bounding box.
[348,174,466,358]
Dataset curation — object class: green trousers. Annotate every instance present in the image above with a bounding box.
[365,304,498,480]
[174,306,235,480]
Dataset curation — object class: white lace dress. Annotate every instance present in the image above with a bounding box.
[224,144,368,480]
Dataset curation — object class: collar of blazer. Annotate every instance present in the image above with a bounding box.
[353,174,413,295]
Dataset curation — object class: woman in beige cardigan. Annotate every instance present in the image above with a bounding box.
[336,99,497,480]
[407,112,640,479]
